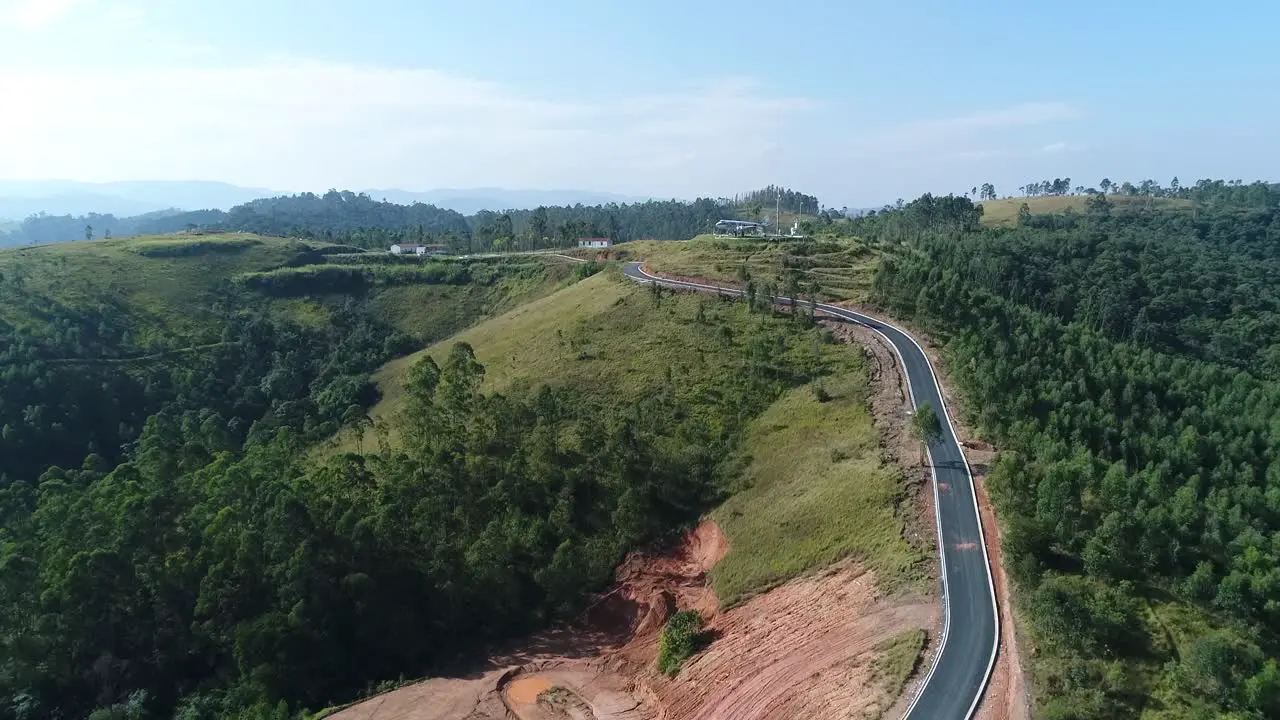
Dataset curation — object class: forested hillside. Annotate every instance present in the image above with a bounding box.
[0,232,853,718]
[865,183,1280,718]
[0,234,566,494]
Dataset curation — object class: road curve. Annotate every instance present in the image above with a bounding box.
[622,262,998,720]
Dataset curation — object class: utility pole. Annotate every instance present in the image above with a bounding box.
[776,189,781,239]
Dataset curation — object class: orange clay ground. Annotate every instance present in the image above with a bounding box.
[328,520,935,720]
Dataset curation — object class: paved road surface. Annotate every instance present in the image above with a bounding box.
[622,262,998,720]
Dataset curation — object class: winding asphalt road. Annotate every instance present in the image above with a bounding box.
[622,262,999,720]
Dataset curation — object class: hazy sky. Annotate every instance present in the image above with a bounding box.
[1,0,1277,206]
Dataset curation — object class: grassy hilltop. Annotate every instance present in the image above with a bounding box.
[345,265,925,597]
[979,194,1192,228]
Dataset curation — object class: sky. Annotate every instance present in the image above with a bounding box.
[0,0,1277,207]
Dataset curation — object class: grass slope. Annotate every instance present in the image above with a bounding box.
[710,371,924,605]
[980,195,1192,228]
[872,629,927,700]
[354,266,921,606]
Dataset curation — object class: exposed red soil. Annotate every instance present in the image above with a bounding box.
[330,520,935,720]
[646,561,934,720]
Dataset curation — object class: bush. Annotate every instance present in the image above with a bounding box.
[133,237,260,257]
[235,263,474,296]
[657,610,707,676]
[572,260,604,281]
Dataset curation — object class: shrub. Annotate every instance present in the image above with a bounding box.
[657,610,707,676]
[572,260,604,281]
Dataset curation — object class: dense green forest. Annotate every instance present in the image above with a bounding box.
[865,182,1280,718]
[0,235,844,718]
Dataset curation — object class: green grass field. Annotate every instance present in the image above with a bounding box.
[710,371,925,605]
[980,195,1192,228]
[614,235,878,304]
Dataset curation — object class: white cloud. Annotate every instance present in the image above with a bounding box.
[0,0,89,31]
[0,59,811,196]
[1039,140,1085,154]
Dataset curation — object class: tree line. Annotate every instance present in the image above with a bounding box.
[1,187,819,251]
[957,176,1280,203]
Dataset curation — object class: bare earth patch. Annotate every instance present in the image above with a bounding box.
[329,518,933,720]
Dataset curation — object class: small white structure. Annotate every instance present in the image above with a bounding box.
[390,243,428,256]
[577,237,613,249]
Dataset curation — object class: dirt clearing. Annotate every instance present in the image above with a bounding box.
[328,520,934,720]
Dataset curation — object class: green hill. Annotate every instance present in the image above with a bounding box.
[606,234,878,304]
[0,233,928,719]
[343,267,924,599]
[0,233,574,485]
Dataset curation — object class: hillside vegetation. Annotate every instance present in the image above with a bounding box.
[355,270,917,607]
[0,233,912,719]
[865,182,1280,718]
[0,233,571,483]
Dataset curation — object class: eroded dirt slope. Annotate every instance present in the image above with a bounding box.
[328,519,933,720]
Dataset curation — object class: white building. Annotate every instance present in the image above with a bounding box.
[577,237,613,249]
[390,243,428,255]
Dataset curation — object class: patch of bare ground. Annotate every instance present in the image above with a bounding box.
[329,519,934,720]
[643,561,934,719]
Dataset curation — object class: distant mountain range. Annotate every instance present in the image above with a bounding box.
[0,181,276,220]
[0,181,655,221]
